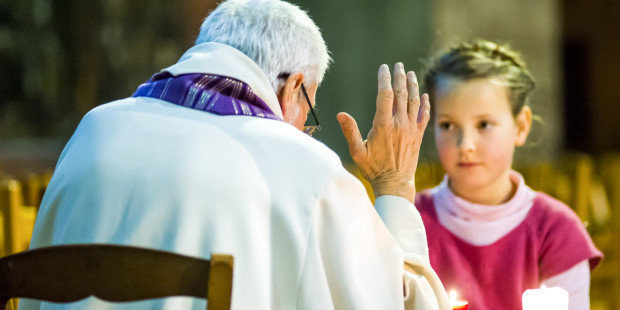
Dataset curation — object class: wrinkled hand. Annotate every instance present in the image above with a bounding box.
[337,63,430,203]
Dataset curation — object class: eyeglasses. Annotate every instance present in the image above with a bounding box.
[278,73,320,136]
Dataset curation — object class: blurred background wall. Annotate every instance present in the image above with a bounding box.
[1,0,618,175]
[296,0,433,163]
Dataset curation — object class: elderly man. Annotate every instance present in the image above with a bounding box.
[23,0,449,309]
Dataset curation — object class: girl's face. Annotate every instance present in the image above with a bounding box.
[433,77,531,203]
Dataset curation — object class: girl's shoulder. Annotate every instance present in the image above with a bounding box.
[525,191,593,247]
[414,189,435,212]
[528,192,583,225]
[527,191,603,276]
[414,189,440,224]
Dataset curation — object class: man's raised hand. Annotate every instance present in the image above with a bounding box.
[337,63,431,203]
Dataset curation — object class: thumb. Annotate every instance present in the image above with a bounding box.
[337,112,366,162]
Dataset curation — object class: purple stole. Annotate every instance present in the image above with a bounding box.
[132,71,280,120]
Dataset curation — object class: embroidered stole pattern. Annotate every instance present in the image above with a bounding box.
[132,71,280,120]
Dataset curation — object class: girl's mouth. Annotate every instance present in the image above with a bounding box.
[457,162,479,168]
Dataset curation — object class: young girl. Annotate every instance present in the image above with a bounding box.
[418,40,602,310]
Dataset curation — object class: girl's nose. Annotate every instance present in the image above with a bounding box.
[457,129,477,153]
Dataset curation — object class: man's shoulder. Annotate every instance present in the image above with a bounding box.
[77,97,140,123]
[80,96,344,172]
[253,122,343,167]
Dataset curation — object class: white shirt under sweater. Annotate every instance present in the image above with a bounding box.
[431,171,591,310]
[21,43,449,310]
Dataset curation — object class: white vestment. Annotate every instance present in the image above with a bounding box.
[21,43,448,310]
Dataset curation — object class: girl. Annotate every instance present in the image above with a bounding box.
[418,40,602,310]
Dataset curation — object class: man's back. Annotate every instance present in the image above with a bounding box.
[23,96,406,309]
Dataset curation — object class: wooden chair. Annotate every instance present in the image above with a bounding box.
[590,153,620,309]
[0,244,234,310]
[0,179,37,256]
[23,171,52,211]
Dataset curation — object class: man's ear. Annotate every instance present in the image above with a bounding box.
[277,72,304,117]
[515,106,532,147]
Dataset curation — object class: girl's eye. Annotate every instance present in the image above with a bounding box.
[478,121,492,130]
[438,122,453,130]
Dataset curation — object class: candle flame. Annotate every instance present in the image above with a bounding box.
[450,290,457,302]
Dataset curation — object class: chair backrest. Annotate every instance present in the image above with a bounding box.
[0,178,38,256]
[0,244,233,310]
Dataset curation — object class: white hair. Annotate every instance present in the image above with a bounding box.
[195,0,331,92]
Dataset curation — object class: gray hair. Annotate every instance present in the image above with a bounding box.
[196,0,331,92]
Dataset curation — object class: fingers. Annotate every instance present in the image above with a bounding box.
[418,93,431,129]
[375,64,393,125]
[378,63,421,125]
[392,63,408,119]
[407,71,421,123]
[337,112,366,162]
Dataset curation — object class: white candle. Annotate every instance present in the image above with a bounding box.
[522,286,568,310]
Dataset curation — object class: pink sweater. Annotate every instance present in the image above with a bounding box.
[416,185,602,310]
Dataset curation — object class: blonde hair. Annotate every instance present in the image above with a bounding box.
[424,39,535,116]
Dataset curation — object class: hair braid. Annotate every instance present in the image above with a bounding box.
[424,39,535,116]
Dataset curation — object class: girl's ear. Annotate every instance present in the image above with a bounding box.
[515,106,532,147]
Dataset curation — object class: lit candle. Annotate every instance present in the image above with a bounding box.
[522,286,568,310]
[449,290,469,310]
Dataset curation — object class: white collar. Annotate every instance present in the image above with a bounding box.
[163,42,283,120]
